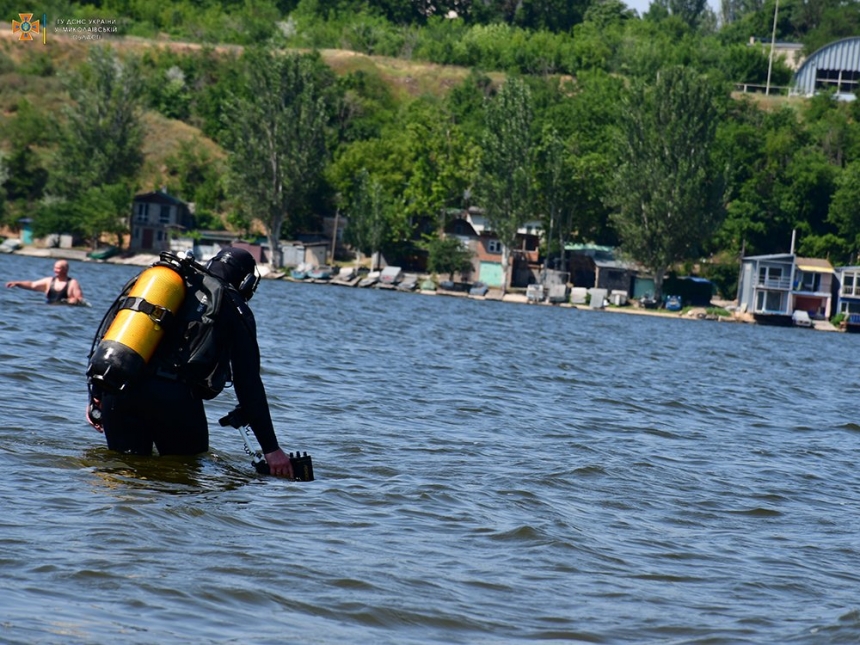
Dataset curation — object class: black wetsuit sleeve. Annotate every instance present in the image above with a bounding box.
[225,294,280,454]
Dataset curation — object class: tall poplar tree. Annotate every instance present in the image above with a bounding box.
[535,125,574,272]
[344,169,389,270]
[47,46,143,247]
[222,47,330,268]
[611,66,727,302]
[474,78,534,294]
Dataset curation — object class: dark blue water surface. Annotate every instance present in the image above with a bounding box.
[2,252,860,644]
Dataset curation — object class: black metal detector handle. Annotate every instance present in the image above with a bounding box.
[218,406,314,481]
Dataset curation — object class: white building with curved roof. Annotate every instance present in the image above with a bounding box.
[792,37,860,101]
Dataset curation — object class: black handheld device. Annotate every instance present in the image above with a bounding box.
[218,406,314,481]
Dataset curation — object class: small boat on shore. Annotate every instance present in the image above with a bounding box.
[331,266,361,287]
[87,245,119,261]
[379,266,403,285]
[308,265,334,280]
[358,270,380,288]
[470,282,489,297]
[396,274,418,291]
[664,295,682,311]
[290,263,311,280]
[0,238,22,253]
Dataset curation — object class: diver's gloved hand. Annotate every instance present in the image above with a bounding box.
[264,448,294,479]
[86,399,104,432]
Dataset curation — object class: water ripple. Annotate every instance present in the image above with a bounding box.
[3,254,860,643]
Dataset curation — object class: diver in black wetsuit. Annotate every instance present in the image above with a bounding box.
[87,248,294,478]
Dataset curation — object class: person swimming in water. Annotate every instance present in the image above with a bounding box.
[6,259,85,304]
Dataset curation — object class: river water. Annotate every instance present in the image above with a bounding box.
[2,252,860,644]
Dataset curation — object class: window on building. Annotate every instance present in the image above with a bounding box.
[452,220,471,236]
[844,273,859,297]
[159,205,171,224]
[756,290,785,312]
[135,203,147,223]
[799,271,819,292]
[840,299,860,315]
[758,265,783,285]
[487,239,502,254]
[814,69,860,94]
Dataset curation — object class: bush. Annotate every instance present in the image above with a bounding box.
[699,261,739,300]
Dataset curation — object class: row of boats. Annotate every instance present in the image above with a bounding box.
[288,264,421,291]
[287,263,492,297]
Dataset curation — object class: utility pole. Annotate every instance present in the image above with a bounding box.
[330,208,339,265]
[766,0,780,96]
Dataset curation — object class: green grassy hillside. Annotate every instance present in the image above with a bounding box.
[1,30,504,191]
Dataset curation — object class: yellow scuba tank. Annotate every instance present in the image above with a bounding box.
[88,262,187,393]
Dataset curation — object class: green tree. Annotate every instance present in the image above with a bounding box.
[344,169,389,270]
[515,0,590,32]
[164,139,227,228]
[534,125,574,271]
[43,47,143,247]
[51,47,144,201]
[714,104,803,256]
[826,160,860,261]
[652,0,710,27]
[2,100,49,212]
[803,1,860,54]
[446,71,495,141]
[581,0,637,27]
[781,148,838,255]
[328,97,476,266]
[33,184,131,248]
[420,234,474,279]
[222,48,331,268]
[327,135,414,252]
[536,70,623,246]
[399,99,479,231]
[611,66,727,302]
[474,78,535,294]
[78,184,135,249]
[803,93,860,168]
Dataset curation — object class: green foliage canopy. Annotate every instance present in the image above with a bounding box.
[474,77,535,293]
[221,47,332,267]
[41,46,144,245]
[611,66,728,300]
[343,168,389,267]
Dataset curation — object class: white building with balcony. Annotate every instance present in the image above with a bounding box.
[738,253,833,325]
[834,266,860,314]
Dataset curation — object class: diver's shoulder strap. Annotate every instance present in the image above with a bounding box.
[117,295,175,326]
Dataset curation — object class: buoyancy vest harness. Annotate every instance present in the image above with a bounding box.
[87,251,231,399]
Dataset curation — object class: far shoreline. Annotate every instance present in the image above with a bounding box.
[4,245,840,332]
